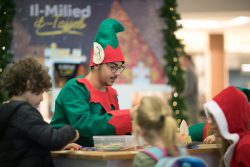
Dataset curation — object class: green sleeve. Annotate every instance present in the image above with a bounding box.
[236,86,250,101]
[188,122,205,142]
[51,79,115,138]
[133,152,156,167]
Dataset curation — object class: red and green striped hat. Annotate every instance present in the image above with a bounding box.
[89,18,125,66]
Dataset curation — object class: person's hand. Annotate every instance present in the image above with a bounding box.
[204,134,216,144]
[63,143,81,151]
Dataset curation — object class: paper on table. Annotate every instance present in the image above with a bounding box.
[179,120,192,144]
[180,120,189,136]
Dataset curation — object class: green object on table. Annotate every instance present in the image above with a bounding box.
[236,86,250,102]
[188,122,205,142]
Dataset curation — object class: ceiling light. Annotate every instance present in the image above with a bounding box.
[229,16,250,26]
[179,16,250,29]
[178,20,220,29]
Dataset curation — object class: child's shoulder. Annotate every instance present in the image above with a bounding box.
[4,101,37,116]
[142,146,167,161]
[238,134,250,149]
[0,101,33,124]
[1,100,28,110]
[142,146,187,159]
[141,146,205,167]
[133,150,157,167]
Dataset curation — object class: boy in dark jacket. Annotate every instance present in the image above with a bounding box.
[0,57,80,167]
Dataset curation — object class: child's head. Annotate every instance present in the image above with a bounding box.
[134,96,178,149]
[204,86,250,167]
[1,57,52,107]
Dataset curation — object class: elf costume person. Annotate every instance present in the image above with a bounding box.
[51,18,132,147]
[204,86,250,167]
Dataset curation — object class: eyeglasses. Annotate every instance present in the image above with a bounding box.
[106,63,125,74]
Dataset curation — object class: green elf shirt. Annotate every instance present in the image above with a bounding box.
[50,76,132,146]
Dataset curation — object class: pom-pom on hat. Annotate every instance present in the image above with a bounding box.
[89,18,125,66]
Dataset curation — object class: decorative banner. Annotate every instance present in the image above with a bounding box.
[13,0,113,58]
[12,0,166,85]
[12,0,113,87]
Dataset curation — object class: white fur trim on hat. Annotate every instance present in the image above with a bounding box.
[204,101,239,167]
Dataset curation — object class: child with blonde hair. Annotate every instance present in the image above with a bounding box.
[132,96,187,167]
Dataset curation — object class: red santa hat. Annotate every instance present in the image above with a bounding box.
[89,18,125,66]
[203,86,250,167]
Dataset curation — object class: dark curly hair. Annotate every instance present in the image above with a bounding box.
[1,57,52,97]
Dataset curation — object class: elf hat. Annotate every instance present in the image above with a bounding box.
[89,18,125,66]
[203,86,250,167]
